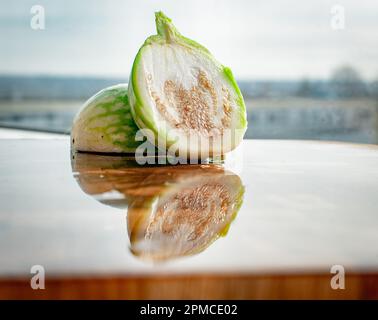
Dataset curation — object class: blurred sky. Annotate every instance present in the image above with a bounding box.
[0,0,377,80]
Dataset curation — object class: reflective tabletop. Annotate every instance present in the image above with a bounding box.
[0,137,377,298]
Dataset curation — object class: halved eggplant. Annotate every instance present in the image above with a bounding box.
[128,12,247,158]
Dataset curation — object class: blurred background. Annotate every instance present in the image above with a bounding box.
[1,0,378,143]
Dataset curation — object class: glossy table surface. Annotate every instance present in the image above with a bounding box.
[0,135,377,298]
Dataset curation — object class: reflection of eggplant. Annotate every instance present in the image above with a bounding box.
[71,152,244,262]
[128,172,244,261]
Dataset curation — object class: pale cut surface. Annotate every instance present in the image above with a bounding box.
[135,44,243,156]
[138,44,238,134]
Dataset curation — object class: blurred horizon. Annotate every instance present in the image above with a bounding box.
[0,64,377,100]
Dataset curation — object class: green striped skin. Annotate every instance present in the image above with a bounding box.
[71,84,142,153]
